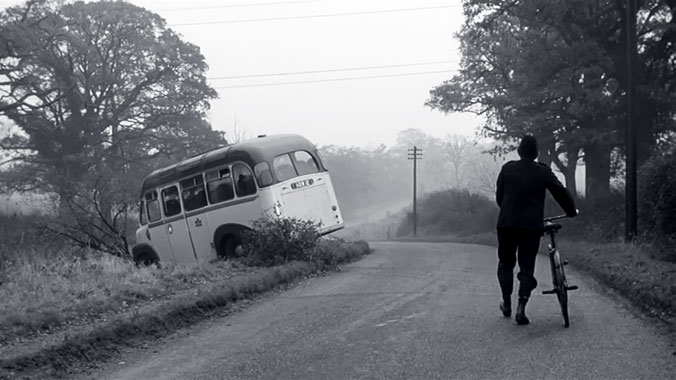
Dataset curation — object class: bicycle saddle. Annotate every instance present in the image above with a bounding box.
[543,222,562,233]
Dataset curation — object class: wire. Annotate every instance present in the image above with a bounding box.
[156,0,316,12]
[212,69,453,89]
[171,5,461,26]
[208,60,456,80]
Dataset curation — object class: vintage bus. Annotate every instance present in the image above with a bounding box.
[132,134,344,266]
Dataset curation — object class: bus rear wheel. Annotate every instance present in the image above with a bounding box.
[218,234,243,260]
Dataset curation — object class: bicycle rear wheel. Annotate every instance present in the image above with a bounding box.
[552,250,570,327]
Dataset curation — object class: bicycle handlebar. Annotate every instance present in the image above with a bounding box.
[544,209,580,223]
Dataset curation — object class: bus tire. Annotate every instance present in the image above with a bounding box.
[218,234,242,259]
[214,224,250,260]
[132,244,160,267]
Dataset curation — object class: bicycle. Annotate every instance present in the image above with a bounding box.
[541,213,579,327]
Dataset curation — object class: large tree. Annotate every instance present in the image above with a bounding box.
[428,0,676,201]
[0,0,226,255]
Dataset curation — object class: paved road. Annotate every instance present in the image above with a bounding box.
[89,242,675,380]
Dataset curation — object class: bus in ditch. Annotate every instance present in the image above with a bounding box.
[132,134,344,266]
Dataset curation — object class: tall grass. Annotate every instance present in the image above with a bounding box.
[0,242,253,343]
[0,213,369,344]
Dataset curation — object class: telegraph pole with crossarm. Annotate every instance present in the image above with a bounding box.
[408,146,423,237]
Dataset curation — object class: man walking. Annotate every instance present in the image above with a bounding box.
[495,135,577,324]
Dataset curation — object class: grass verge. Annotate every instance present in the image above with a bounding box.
[559,239,675,325]
[0,239,371,379]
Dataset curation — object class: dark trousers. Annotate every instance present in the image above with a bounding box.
[497,228,541,299]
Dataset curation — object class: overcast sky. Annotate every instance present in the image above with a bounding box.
[1,0,483,148]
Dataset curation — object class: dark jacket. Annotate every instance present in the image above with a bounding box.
[496,159,576,230]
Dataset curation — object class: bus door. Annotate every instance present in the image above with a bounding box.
[161,185,196,265]
[181,174,215,263]
[144,191,176,264]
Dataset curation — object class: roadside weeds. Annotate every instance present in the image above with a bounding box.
[0,240,371,380]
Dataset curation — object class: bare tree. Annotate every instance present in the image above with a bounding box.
[443,134,474,189]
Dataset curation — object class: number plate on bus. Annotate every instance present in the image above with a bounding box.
[291,178,314,189]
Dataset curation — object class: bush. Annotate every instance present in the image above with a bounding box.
[546,190,625,243]
[396,189,498,236]
[639,151,676,238]
[241,217,322,266]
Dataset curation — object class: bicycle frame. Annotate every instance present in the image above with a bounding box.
[542,213,578,327]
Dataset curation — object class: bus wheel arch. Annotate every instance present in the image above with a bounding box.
[214,224,250,259]
[132,244,161,267]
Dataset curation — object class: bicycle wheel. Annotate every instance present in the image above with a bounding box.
[552,250,570,327]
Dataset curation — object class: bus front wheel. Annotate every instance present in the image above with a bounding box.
[218,235,242,260]
[133,250,160,268]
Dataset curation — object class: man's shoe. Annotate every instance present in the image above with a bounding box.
[500,299,511,317]
[515,298,529,325]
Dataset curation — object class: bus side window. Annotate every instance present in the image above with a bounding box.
[145,191,161,222]
[273,154,298,182]
[293,150,319,175]
[233,164,257,197]
[206,168,235,204]
[139,200,147,225]
[180,175,207,212]
[162,186,182,217]
[254,162,274,187]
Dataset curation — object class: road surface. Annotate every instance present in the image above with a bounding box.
[86,242,675,380]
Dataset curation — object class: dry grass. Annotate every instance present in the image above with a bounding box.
[0,239,371,379]
[0,246,245,343]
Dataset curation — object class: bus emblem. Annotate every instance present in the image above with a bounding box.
[195,218,203,227]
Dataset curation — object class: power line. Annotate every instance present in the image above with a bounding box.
[171,5,461,26]
[156,0,316,12]
[212,69,453,89]
[208,60,456,80]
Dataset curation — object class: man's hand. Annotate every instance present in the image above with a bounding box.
[567,209,580,217]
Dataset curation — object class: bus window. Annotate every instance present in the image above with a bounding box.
[293,150,319,175]
[206,168,235,204]
[181,175,207,211]
[254,162,274,187]
[273,154,298,182]
[139,201,147,225]
[145,191,161,222]
[162,186,182,217]
[233,164,257,197]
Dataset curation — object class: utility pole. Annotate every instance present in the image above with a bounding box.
[408,146,423,237]
[625,0,638,242]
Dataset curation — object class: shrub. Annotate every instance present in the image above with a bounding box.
[546,190,625,243]
[396,189,498,236]
[639,151,676,238]
[241,217,321,266]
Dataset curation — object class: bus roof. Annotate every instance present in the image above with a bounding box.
[140,134,319,196]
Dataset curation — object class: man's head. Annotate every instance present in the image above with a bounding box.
[517,135,538,161]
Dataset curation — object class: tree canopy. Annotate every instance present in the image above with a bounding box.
[428,0,676,199]
[0,0,226,255]
[0,0,224,196]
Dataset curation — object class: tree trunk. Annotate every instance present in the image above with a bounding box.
[537,133,556,168]
[552,148,579,202]
[636,98,655,167]
[584,141,611,202]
